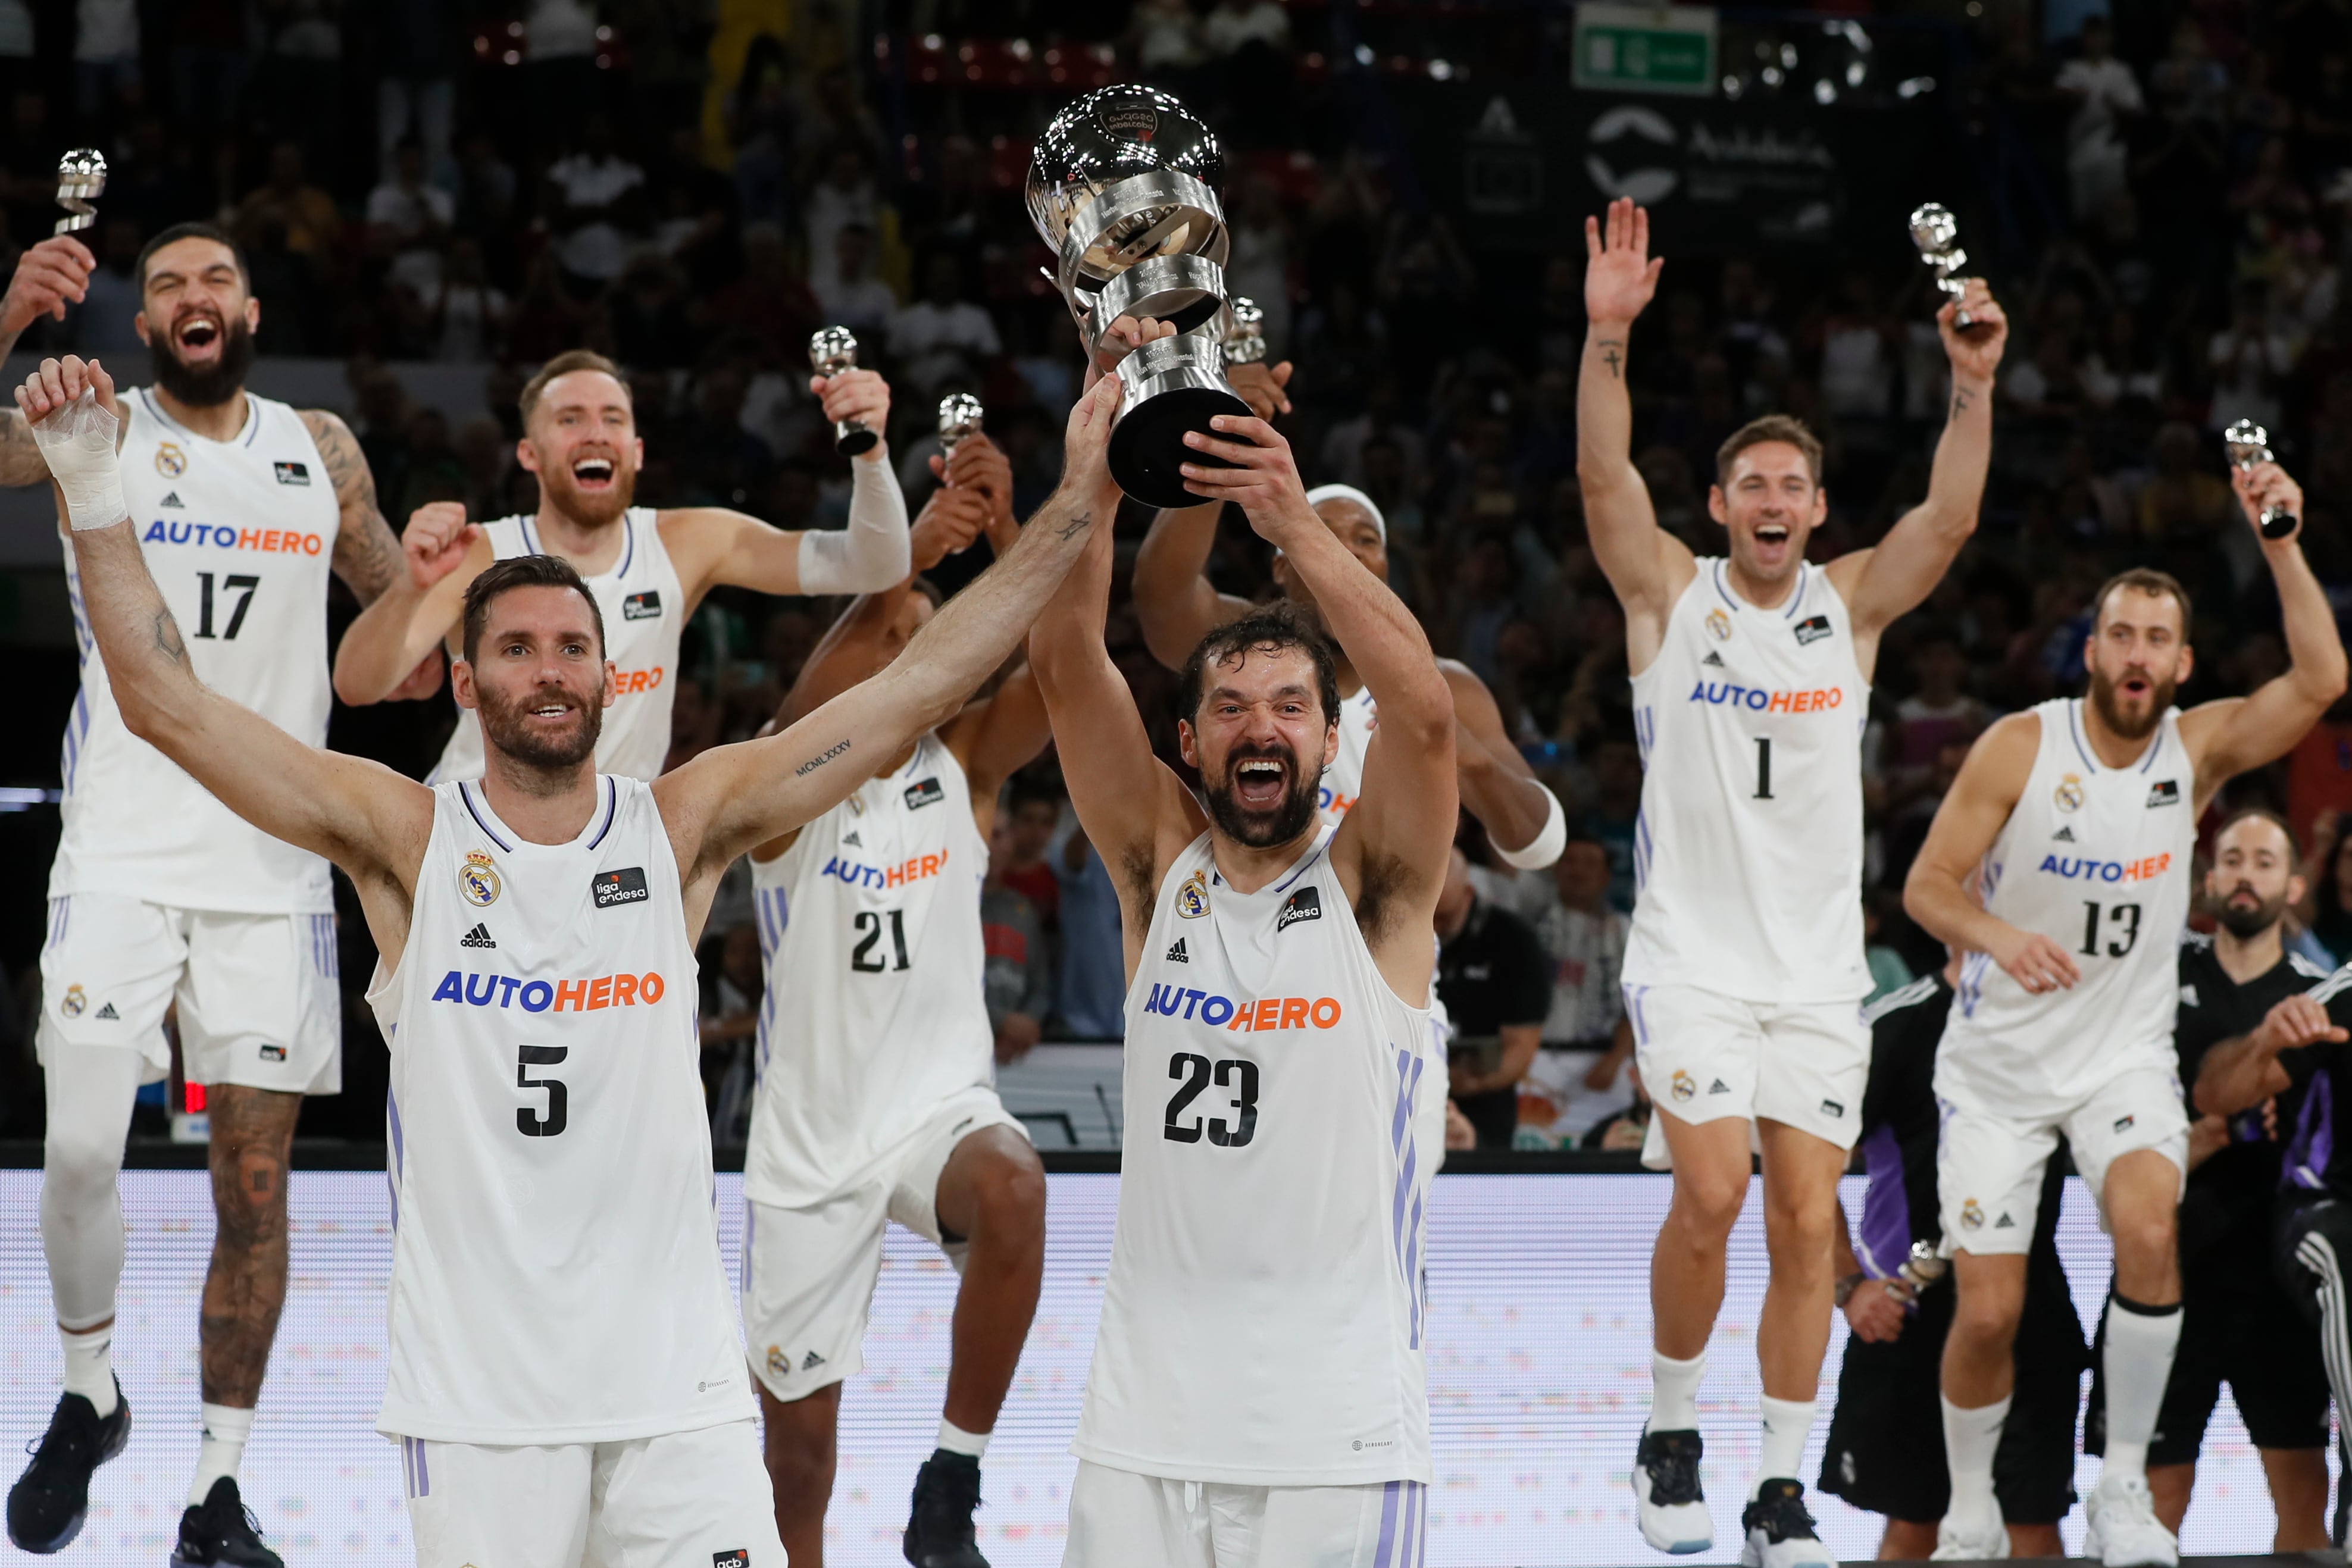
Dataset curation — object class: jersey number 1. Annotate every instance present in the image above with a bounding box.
[1753,737,1773,800]
[193,572,259,640]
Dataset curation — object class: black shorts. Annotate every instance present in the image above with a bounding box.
[2085,1268,2329,1461]
[1818,1275,2084,1525]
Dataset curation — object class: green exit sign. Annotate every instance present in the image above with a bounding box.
[1573,3,1718,96]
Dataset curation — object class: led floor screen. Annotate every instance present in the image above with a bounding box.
[0,1170,2316,1564]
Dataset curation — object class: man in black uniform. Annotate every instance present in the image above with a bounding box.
[2087,809,2332,1548]
[1435,847,1555,1148]
[1818,961,2084,1558]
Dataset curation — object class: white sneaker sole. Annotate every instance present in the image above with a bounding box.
[1631,1473,1711,1556]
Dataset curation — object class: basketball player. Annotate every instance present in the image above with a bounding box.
[1580,196,2007,1566]
[740,431,1047,1568]
[1905,459,2341,1564]
[331,346,912,781]
[2082,810,2331,1548]
[16,352,1122,1566]
[5,225,437,1563]
[1030,395,1455,1566]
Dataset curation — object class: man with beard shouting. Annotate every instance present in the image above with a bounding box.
[1905,458,2342,1567]
[331,347,912,784]
[3,223,431,1563]
[14,351,1122,1566]
[1030,403,1455,1566]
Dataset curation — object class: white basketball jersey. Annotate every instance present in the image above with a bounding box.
[742,734,994,1208]
[366,777,750,1443]
[49,389,338,914]
[431,509,686,783]
[1937,699,2194,1118]
[1318,686,1378,822]
[1622,559,1871,1002]
[1074,826,1435,1486]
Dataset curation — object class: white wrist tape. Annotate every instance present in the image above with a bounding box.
[797,451,912,593]
[1493,781,1567,871]
[31,387,127,531]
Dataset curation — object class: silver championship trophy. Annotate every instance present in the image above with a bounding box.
[809,327,879,458]
[937,392,984,457]
[2224,419,2300,539]
[1907,203,1976,330]
[55,149,105,235]
[1027,84,1249,508]
[1223,296,1267,366]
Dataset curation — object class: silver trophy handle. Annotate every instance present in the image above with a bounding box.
[1907,202,1976,330]
[2223,419,2298,540]
[809,328,879,458]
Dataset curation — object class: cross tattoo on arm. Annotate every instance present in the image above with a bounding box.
[1599,340,1625,379]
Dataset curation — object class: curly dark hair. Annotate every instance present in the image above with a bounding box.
[1177,602,1341,730]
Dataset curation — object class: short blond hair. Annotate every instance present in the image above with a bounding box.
[519,350,630,426]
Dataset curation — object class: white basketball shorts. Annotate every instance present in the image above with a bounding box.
[1064,1460,1430,1568]
[36,893,341,1094]
[398,1420,783,1568]
[1622,981,1870,1167]
[1937,1059,2188,1256]
[743,1085,1026,1403]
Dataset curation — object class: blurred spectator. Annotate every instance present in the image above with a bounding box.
[376,0,457,178]
[235,141,343,259]
[74,0,138,122]
[0,2,30,106]
[700,921,763,1146]
[1580,738,1643,912]
[1535,835,1628,1053]
[2057,17,2143,220]
[427,237,508,362]
[998,780,1064,927]
[1436,849,1553,1150]
[546,116,646,290]
[804,143,882,296]
[1053,824,1127,1041]
[983,818,1055,1065]
[2299,812,2352,965]
[367,138,454,296]
[816,223,899,339]
[72,218,146,355]
[889,252,1002,399]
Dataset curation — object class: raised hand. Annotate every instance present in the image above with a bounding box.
[2257,993,2347,1055]
[2,236,97,339]
[386,647,446,702]
[1176,413,1313,539]
[1227,358,1295,420]
[809,367,892,456]
[2231,456,2304,543]
[1584,197,1664,328]
[402,501,477,590]
[14,352,119,424]
[910,483,992,569]
[1061,373,1125,505]
[1085,314,1178,390]
[1940,279,2009,385]
[934,431,1017,546]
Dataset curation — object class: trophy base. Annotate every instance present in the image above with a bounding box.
[1109,382,1251,510]
[833,420,879,458]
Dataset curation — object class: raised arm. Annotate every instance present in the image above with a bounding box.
[665,377,1122,906]
[2181,461,2350,803]
[0,239,98,486]
[1132,501,1253,668]
[1577,198,1694,666]
[2194,993,2348,1116]
[1828,282,2008,648]
[20,357,431,952]
[302,407,445,700]
[1447,662,1558,864]
[331,500,489,704]
[1903,711,2082,993]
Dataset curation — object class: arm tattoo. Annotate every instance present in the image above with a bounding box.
[1056,509,1093,542]
[1949,386,1972,421]
[304,409,402,603]
[1598,339,1625,378]
[152,608,189,668]
[795,738,852,776]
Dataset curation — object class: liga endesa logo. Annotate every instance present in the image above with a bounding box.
[1141,984,1342,1031]
[430,969,667,1012]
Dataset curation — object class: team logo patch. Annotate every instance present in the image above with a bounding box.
[2054,774,2085,813]
[1704,608,1733,642]
[622,589,662,620]
[154,442,186,478]
[1176,869,1209,919]
[765,1346,788,1377]
[1960,1198,1985,1231]
[1819,1098,1845,1118]
[272,460,310,486]
[1793,614,1832,646]
[903,777,945,811]
[592,866,649,909]
[2113,1113,2135,1133]
[2147,780,2181,808]
[458,850,502,907]
[1670,1069,1696,1103]
[715,1553,749,1568]
[259,1044,286,1062]
[60,984,86,1018]
[1278,884,1322,931]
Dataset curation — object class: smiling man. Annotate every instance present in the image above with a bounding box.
[331,347,912,782]
[1579,197,2009,1568]
[1906,467,2344,1566]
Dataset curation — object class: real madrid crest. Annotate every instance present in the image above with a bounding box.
[154,442,186,478]
[1960,1197,1985,1231]
[61,983,86,1018]
[1175,869,1209,919]
[458,849,502,907]
[1670,1068,1696,1103]
[1704,608,1732,642]
[2054,773,2085,813]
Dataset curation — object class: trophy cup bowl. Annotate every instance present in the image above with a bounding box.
[1907,202,1976,330]
[937,393,984,456]
[55,149,106,236]
[1223,296,1268,366]
[809,327,879,458]
[1028,85,1248,509]
[2223,418,2299,539]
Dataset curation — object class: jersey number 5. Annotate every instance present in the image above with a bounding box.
[517,1044,568,1137]
[1164,1053,1259,1147]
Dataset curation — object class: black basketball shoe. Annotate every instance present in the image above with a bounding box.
[6,1381,131,1553]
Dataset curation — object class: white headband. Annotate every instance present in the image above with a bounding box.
[1305,483,1387,545]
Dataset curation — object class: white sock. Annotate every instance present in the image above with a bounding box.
[937,1417,989,1461]
[1754,1395,1816,1492]
[2101,1297,2183,1484]
[60,1325,116,1416]
[1649,1348,1706,1432]
[1941,1394,2010,1519]
[188,1403,252,1506]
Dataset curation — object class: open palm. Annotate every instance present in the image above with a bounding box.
[1584,197,1664,326]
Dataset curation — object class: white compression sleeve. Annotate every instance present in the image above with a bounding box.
[797,452,912,593]
[1493,782,1567,871]
[29,387,127,531]
[40,1043,143,1329]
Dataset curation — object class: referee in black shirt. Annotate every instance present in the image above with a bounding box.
[1435,848,1553,1149]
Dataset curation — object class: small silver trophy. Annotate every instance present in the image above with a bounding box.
[1222,296,1267,366]
[55,149,105,236]
[1907,203,1976,330]
[2224,419,2300,540]
[808,327,878,458]
[937,393,984,457]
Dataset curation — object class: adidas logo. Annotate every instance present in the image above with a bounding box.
[800,1350,825,1371]
[1994,1212,2016,1229]
[2051,825,2075,842]
[158,490,183,508]
[1707,1078,1729,1094]
[1702,650,1725,667]
[95,1001,118,1020]
[843,831,862,847]
[1166,937,1189,963]
[459,924,496,949]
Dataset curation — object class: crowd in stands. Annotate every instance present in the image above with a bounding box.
[7,0,2352,1152]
